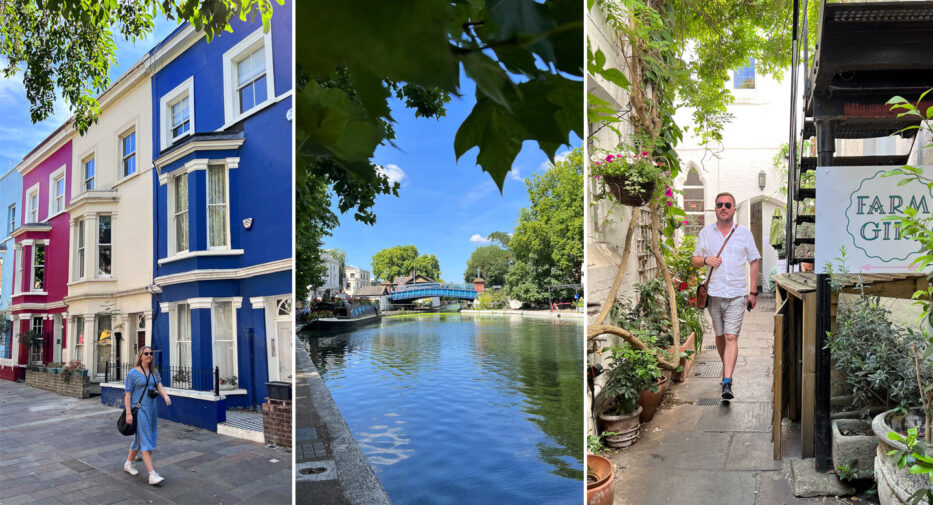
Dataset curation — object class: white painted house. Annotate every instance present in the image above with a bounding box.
[344,265,370,296]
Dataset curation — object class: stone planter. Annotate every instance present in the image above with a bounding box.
[831,419,876,477]
[587,454,615,505]
[598,405,642,449]
[872,408,929,505]
[670,332,696,382]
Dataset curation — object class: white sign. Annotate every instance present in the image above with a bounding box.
[815,165,933,274]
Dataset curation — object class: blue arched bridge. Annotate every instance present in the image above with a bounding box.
[387,283,478,302]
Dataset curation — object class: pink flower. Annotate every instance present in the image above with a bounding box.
[665,187,673,198]
[605,155,614,162]
[682,219,689,225]
[595,174,602,179]
[667,200,673,207]
[640,150,649,156]
[594,162,600,165]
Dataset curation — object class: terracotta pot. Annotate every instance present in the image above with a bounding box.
[670,332,696,382]
[598,405,642,448]
[586,454,615,505]
[602,175,655,207]
[637,374,669,423]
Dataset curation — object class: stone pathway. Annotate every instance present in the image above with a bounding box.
[0,380,291,505]
[605,294,862,505]
[295,336,391,505]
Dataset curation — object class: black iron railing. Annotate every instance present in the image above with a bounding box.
[106,362,220,395]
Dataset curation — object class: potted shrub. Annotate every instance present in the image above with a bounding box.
[826,294,932,478]
[46,362,61,374]
[592,147,667,207]
[62,360,85,383]
[219,375,238,390]
[597,341,659,448]
[19,329,44,363]
[872,408,930,505]
[638,369,672,423]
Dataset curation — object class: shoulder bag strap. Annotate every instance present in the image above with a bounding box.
[134,370,150,409]
[702,225,738,287]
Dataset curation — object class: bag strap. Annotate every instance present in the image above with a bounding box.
[133,369,150,409]
[702,225,738,287]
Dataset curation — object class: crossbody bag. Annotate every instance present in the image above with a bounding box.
[117,370,150,436]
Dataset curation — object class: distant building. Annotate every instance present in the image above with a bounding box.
[344,265,370,296]
[354,285,389,310]
[315,253,341,299]
[391,273,434,290]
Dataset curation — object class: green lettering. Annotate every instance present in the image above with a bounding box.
[860,221,880,241]
[889,195,903,215]
[857,195,869,215]
[868,196,885,215]
[908,195,930,214]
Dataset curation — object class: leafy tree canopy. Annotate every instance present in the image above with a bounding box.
[507,147,583,303]
[464,244,511,287]
[1,0,281,134]
[486,231,512,250]
[371,245,441,283]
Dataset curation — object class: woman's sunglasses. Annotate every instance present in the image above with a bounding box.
[715,202,733,209]
[143,352,153,356]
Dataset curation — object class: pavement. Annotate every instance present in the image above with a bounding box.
[295,336,391,505]
[605,294,868,505]
[0,380,291,505]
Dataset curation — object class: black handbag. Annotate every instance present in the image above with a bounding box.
[117,371,150,436]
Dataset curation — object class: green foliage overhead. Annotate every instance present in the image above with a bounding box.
[296,0,582,195]
[371,245,441,283]
[464,244,511,287]
[0,0,280,134]
[507,148,583,304]
[296,170,338,303]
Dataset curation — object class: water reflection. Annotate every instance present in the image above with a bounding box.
[302,315,583,504]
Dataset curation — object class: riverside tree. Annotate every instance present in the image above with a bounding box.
[464,244,511,287]
[371,245,441,283]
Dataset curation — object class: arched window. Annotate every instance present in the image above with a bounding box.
[683,168,705,235]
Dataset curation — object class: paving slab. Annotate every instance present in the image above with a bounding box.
[0,380,290,504]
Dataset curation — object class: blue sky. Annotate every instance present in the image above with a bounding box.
[325,75,582,284]
[0,20,180,171]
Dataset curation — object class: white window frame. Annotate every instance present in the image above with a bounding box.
[7,203,14,236]
[206,164,231,250]
[169,303,192,372]
[74,219,86,280]
[159,77,195,150]
[120,128,137,179]
[13,245,22,295]
[96,215,112,278]
[73,316,85,366]
[222,27,276,126]
[48,165,66,218]
[25,183,39,224]
[211,300,239,383]
[82,155,96,192]
[169,172,189,255]
[30,242,45,292]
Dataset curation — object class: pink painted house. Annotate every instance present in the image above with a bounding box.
[0,127,73,382]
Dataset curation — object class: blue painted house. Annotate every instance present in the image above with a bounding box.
[146,8,293,429]
[0,167,22,362]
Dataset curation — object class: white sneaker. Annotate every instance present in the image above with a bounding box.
[148,471,164,485]
[123,460,139,476]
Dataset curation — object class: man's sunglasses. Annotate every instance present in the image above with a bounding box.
[715,202,733,209]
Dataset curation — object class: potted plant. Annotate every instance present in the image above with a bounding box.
[638,369,671,423]
[46,362,61,374]
[872,408,930,505]
[826,294,932,478]
[62,360,85,383]
[592,147,668,207]
[19,329,44,362]
[597,341,660,448]
[219,375,238,390]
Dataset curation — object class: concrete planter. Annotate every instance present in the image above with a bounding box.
[872,408,929,505]
[831,418,876,477]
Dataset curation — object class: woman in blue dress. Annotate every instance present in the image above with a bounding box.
[123,346,172,485]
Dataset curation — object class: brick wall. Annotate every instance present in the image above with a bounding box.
[262,398,292,449]
[25,370,90,399]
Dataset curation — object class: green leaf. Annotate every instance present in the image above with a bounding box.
[462,52,514,110]
[454,97,526,190]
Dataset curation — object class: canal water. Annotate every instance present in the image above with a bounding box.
[302,314,583,505]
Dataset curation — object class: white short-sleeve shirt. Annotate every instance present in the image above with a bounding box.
[693,223,761,298]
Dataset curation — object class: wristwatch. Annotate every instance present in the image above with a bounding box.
[749,291,758,296]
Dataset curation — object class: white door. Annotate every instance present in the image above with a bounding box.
[275,320,292,380]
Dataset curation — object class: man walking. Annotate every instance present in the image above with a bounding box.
[692,192,760,400]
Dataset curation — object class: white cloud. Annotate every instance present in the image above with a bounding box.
[469,234,491,244]
[460,179,496,206]
[537,150,573,172]
[377,163,407,185]
[508,167,522,181]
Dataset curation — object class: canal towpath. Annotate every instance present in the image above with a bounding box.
[295,336,392,505]
[0,380,291,504]
[605,294,858,505]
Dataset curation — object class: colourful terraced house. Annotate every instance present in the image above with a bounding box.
[103,7,293,430]
[3,128,75,381]
[0,167,23,366]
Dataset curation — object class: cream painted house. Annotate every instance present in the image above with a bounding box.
[64,59,154,379]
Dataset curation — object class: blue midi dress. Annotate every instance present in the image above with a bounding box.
[125,368,160,451]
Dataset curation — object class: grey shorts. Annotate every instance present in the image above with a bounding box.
[708,296,746,336]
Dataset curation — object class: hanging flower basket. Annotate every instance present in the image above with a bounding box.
[603,175,655,207]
